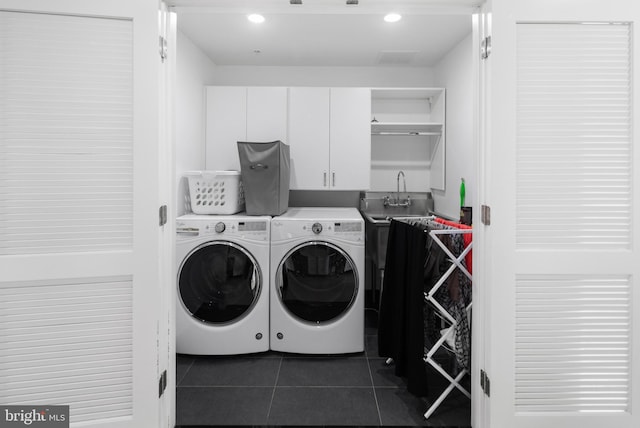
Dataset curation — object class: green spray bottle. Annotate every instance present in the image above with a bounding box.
[459,178,468,224]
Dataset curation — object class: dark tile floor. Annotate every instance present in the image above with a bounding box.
[175,310,471,427]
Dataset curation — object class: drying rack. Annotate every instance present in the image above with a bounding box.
[387,216,473,419]
[384,216,473,420]
[422,225,472,419]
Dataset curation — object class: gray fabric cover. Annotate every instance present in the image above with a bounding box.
[237,140,290,215]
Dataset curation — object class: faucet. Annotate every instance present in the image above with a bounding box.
[396,171,406,204]
[383,171,411,208]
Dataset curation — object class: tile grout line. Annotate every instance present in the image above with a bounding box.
[176,357,196,387]
[266,355,283,423]
[365,350,384,426]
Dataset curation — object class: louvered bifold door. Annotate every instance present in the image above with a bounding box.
[482,1,639,427]
[514,22,632,415]
[0,3,160,427]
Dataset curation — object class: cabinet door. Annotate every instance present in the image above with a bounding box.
[206,86,247,171]
[246,86,288,142]
[329,88,371,190]
[288,87,331,190]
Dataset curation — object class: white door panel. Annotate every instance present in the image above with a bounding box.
[483,1,640,427]
[0,1,166,427]
[288,87,331,189]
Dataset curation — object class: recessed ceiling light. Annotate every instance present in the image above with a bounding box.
[247,14,265,24]
[384,13,402,23]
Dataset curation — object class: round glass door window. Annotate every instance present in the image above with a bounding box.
[179,242,261,324]
[276,242,358,324]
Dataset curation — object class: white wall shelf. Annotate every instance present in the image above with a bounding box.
[371,160,432,168]
[371,122,443,136]
[370,87,446,191]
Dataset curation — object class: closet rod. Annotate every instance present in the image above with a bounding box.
[372,131,441,136]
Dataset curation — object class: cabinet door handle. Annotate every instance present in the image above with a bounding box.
[332,172,335,187]
[323,172,327,187]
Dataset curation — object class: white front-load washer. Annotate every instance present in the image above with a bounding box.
[270,207,365,354]
[176,214,270,355]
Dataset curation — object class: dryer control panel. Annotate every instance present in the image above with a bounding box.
[271,220,363,243]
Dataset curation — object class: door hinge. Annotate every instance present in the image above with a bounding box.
[481,36,492,59]
[159,205,168,226]
[159,36,168,62]
[481,204,491,225]
[158,369,167,397]
[480,369,491,397]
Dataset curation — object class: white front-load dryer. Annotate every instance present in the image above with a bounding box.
[270,207,365,354]
[176,214,270,355]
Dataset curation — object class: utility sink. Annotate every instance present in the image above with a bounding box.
[359,191,434,268]
[360,191,434,307]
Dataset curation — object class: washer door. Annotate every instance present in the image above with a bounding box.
[179,241,261,324]
[276,241,358,324]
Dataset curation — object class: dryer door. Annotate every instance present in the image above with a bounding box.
[276,241,358,324]
[179,241,261,324]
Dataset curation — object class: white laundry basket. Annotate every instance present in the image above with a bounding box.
[185,171,245,214]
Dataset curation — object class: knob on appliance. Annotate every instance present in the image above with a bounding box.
[311,222,323,234]
[214,222,226,233]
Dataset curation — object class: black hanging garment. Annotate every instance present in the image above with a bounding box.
[377,220,429,396]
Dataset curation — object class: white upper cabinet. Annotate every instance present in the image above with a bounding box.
[205,86,288,171]
[288,87,371,190]
[330,88,371,190]
[246,86,288,142]
[288,87,331,189]
[207,86,370,189]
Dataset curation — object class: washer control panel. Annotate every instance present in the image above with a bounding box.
[177,218,269,242]
[204,220,267,235]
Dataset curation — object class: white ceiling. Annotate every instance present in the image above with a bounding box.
[170,0,476,67]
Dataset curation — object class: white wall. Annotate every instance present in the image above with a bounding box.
[175,31,217,215]
[210,65,434,87]
[433,32,474,220]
